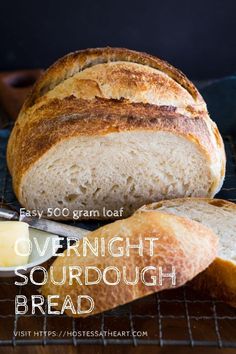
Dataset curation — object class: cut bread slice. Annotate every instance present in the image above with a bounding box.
[41,210,218,317]
[137,198,236,307]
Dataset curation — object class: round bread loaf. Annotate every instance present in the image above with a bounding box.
[7,48,225,219]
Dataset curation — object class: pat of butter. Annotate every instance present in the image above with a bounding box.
[0,221,29,267]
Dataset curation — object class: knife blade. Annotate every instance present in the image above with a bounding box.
[0,208,89,240]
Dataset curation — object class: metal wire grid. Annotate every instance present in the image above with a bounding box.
[0,131,235,347]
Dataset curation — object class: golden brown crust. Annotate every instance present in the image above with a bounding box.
[24,47,204,109]
[7,97,216,199]
[190,258,236,307]
[40,211,218,317]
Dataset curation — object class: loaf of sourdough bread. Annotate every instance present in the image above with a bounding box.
[41,210,218,317]
[7,48,225,219]
[137,198,236,306]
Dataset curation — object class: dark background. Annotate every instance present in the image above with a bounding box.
[0,0,236,79]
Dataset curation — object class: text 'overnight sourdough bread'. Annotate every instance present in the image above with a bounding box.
[40,211,218,317]
[137,198,236,307]
[7,47,225,219]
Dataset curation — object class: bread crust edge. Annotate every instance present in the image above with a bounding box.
[137,198,236,307]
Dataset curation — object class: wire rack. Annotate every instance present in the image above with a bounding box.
[0,128,236,348]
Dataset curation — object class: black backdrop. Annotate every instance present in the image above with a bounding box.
[0,0,236,79]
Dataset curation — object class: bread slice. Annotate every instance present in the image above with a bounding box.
[137,198,236,306]
[40,210,218,317]
[7,48,225,219]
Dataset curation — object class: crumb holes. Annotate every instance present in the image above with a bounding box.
[127,176,133,185]
[192,218,201,223]
[79,186,87,194]
[70,178,77,184]
[57,201,63,205]
[110,184,119,193]
[53,159,60,164]
[130,184,135,193]
[64,194,79,202]
[93,187,101,197]
[70,164,78,172]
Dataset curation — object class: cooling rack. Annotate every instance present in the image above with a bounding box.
[0,128,236,348]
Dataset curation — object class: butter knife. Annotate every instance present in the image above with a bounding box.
[0,207,89,239]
